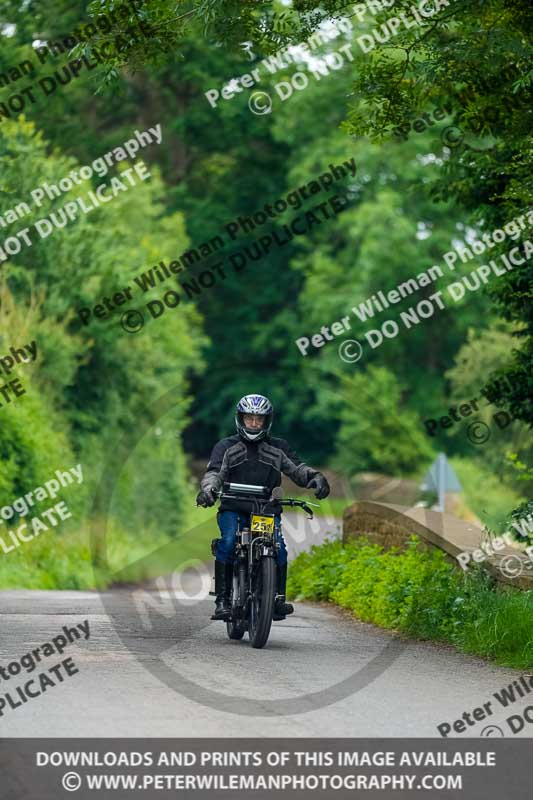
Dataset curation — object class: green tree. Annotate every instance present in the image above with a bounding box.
[335,0,533,430]
[334,366,434,477]
[0,116,206,536]
[445,323,533,488]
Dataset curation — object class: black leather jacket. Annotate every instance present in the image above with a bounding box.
[200,434,323,514]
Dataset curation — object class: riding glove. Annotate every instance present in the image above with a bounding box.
[306,475,330,500]
[196,488,216,507]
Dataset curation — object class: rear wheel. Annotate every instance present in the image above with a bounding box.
[227,620,246,640]
[248,557,276,649]
[226,567,246,640]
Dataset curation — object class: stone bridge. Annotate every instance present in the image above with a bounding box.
[343,501,533,590]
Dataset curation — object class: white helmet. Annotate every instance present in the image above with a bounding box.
[235,394,273,442]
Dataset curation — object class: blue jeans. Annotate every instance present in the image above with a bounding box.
[216,511,287,565]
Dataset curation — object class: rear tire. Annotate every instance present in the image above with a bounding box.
[248,557,276,649]
[226,567,246,640]
[227,620,246,640]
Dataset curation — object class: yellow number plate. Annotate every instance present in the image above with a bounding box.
[251,515,275,534]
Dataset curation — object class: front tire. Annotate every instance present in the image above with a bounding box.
[248,557,276,649]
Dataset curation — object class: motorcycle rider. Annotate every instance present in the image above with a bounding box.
[196,394,330,622]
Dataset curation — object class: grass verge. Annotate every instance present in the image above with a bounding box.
[287,536,533,669]
[0,495,217,591]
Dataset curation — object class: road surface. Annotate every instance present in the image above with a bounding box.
[1,512,530,738]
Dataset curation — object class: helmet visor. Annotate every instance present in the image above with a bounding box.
[236,410,272,440]
[242,413,265,431]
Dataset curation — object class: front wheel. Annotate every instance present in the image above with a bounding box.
[248,557,276,649]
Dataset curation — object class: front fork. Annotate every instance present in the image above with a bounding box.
[235,527,280,611]
[247,533,279,601]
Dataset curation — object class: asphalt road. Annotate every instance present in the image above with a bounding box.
[1,512,530,738]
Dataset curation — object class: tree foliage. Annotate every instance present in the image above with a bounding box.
[0,116,205,536]
[0,0,530,590]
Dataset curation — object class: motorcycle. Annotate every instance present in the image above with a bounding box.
[211,482,318,649]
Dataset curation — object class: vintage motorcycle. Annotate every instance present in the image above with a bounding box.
[211,483,318,649]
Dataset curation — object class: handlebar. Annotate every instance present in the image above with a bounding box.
[218,493,317,507]
[217,492,318,519]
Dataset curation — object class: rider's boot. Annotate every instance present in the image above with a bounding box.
[211,560,231,621]
[273,563,294,621]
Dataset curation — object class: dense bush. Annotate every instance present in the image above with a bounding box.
[507,500,533,546]
[288,536,533,669]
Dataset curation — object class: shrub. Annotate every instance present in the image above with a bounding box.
[288,535,533,669]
